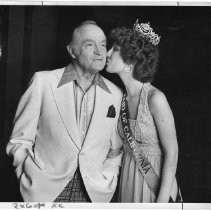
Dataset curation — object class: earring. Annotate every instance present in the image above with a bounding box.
[123,65,133,73]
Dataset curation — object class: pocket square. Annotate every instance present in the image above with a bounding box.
[107,105,116,118]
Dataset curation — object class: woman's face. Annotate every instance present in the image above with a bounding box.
[106,44,126,74]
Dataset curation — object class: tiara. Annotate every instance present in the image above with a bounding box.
[133,19,161,46]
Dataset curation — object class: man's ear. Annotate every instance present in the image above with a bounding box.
[67,44,76,59]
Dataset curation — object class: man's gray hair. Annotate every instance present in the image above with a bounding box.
[69,20,99,44]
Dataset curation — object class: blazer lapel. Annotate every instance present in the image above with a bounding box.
[51,81,81,150]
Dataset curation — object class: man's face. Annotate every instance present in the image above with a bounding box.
[70,24,107,74]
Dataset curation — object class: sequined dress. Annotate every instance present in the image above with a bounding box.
[118,83,178,202]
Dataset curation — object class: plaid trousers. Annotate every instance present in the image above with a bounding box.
[54,168,91,202]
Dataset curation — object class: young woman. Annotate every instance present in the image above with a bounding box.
[106,20,181,203]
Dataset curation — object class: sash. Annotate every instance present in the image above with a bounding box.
[120,93,182,202]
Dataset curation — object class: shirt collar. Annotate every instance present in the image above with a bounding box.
[57,63,111,94]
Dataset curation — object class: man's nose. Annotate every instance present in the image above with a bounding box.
[94,45,102,55]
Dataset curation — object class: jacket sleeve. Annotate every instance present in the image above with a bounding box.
[6,72,42,179]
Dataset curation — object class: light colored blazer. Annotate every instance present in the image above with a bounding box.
[6,65,123,202]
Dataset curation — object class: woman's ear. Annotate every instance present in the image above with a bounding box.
[67,44,76,59]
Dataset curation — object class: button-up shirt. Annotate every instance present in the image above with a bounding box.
[73,79,95,143]
[58,64,111,144]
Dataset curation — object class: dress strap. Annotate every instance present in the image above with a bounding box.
[138,83,150,114]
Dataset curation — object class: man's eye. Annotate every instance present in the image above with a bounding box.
[87,43,94,47]
[101,44,106,48]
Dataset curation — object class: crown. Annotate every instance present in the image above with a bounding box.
[133,19,161,46]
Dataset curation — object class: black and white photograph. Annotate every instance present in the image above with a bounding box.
[0,1,211,209]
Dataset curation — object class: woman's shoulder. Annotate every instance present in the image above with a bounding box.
[147,85,169,114]
[148,85,166,101]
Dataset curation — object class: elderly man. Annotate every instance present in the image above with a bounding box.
[6,20,123,202]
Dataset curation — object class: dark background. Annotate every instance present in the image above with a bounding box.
[0,5,211,202]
